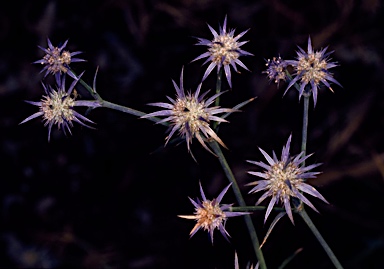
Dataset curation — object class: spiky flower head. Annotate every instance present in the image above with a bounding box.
[192,15,253,88]
[141,67,237,158]
[284,36,341,106]
[263,56,288,87]
[34,38,85,81]
[246,135,329,224]
[20,74,100,141]
[178,182,248,244]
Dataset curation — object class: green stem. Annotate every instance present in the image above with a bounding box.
[297,207,344,269]
[72,69,167,126]
[97,100,167,126]
[215,68,223,107]
[299,91,343,269]
[301,94,309,164]
[99,100,146,119]
[230,206,285,212]
[212,69,223,131]
[209,140,267,269]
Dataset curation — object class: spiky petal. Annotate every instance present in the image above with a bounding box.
[192,16,253,88]
[246,134,329,224]
[284,36,341,106]
[34,38,85,81]
[178,182,249,244]
[20,74,100,141]
[141,67,237,158]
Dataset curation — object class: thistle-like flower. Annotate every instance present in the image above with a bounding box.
[34,38,85,81]
[284,36,341,106]
[192,16,253,88]
[246,135,329,224]
[20,74,100,141]
[178,182,248,244]
[263,56,288,87]
[141,67,237,158]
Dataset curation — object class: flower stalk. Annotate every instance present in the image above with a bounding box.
[215,68,223,108]
[230,206,285,212]
[70,69,167,125]
[296,201,343,269]
[301,93,310,164]
[208,140,267,269]
[298,89,343,269]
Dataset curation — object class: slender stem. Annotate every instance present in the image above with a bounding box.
[299,91,343,268]
[95,99,168,126]
[209,140,267,269]
[297,207,343,269]
[215,68,223,107]
[230,206,285,212]
[71,69,167,126]
[99,100,165,125]
[301,93,310,164]
[212,69,223,131]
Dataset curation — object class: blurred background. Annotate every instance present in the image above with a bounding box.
[1,0,384,268]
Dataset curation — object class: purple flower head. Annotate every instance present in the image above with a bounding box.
[141,67,237,159]
[246,134,329,224]
[284,36,341,106]
[34,38,85,81]
[178,182,249,244]
[192,16,253,88]
[263,56,288,87]
[20,73,100,141]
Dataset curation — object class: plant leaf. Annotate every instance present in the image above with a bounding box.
[260,211,286,249]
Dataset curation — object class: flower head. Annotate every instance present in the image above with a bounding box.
[178,182,248,243]
[284,36,341,106]
[192,16,253,88]
[34,38,85,81]
[141,67,237,158]
[246,135,329,224]
[20,74,100,141]
[263,56,288,87]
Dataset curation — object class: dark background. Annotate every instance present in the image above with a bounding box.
[1,0,384,268]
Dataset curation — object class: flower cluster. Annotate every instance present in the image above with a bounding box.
[263,56,288,86]
[20,15,344,269]
[192,16,253,88]
[142,67,237,159]
[246,135,329,224]
[285,37,341,106]
[264,36,341,106]
[20,74,99,141]
[178,182,248,243]
[21,39,99,141]
[34,38,85,81]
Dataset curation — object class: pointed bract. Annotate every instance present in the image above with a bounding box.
[20,75,100,141]
[285,36,341,106]
[192,16,253,88]
[34,38,85,80]
[178,182,249,244]
[141,67,237,158]
[246,134,329,224]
